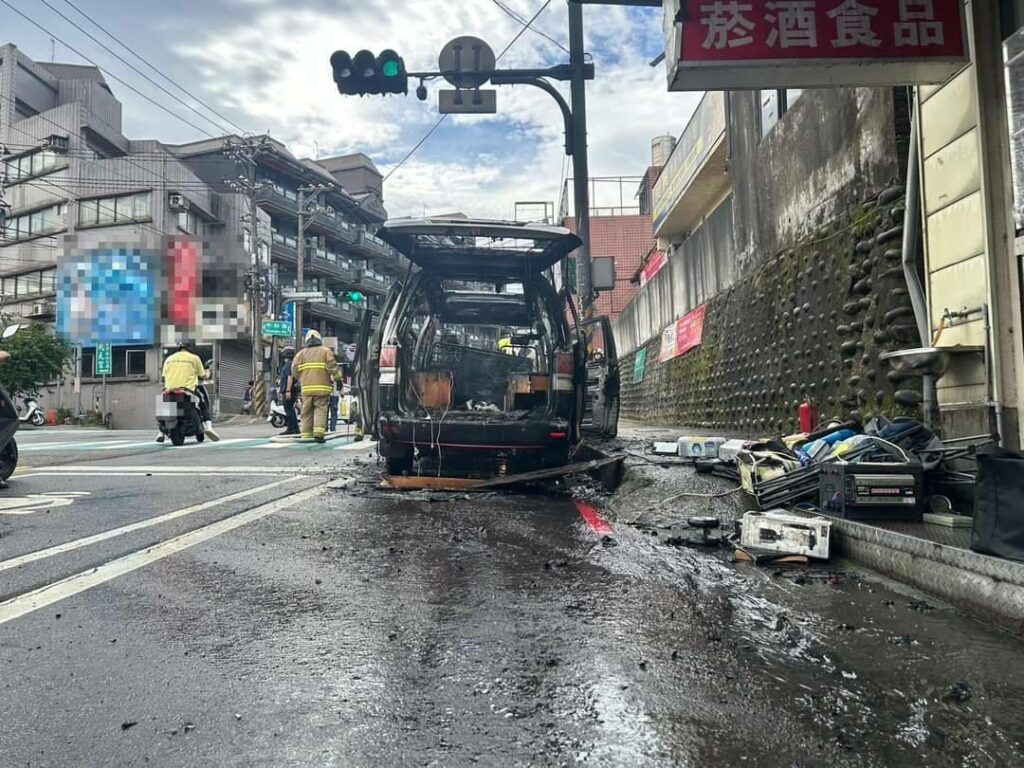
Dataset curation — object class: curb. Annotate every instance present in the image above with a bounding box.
[832,518,1024,634]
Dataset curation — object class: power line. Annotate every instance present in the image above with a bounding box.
[0,0,217,138]
[58,0,251,136]
[31,0,239,136]
[490,0,570,55]
[382,0,553,185]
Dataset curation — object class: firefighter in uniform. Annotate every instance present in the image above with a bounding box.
[292,329,341,442]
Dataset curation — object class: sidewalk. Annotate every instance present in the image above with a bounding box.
[615,421,1024,634]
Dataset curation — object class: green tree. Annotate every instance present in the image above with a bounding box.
[0,319,73,398]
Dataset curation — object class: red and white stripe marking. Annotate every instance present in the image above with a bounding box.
[574,499,613,535]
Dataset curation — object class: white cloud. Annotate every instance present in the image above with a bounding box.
[177,1,699,219]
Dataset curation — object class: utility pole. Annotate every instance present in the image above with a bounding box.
[224,136,271,416]
[296,183,329,349]
[567,1,592,308]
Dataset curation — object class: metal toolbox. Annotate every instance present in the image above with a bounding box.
[739,509,832,560]
[819,461,924,521]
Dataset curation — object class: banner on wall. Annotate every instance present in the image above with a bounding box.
[659,304,708,363]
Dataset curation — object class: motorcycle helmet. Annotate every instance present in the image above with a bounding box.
[179,338,198,354]
[280,346,296,359]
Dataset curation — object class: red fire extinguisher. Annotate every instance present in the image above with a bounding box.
[799,399,819,434]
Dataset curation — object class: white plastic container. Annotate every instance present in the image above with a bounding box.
[676,436,727,459]
[719,439,751,463]
[739,509,832,560]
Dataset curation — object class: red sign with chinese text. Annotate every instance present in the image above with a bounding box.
[640,250,668,288]
[659,304,708,363]
[669,0,968,90]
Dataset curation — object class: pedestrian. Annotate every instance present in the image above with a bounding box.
[241,380,254,415]
[278,346,299,435]
[292,330,340,443]
[328,379,340,434]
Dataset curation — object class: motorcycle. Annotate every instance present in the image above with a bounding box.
[155,388,205,446]
[0,325,22,481]
[18,396,46,427]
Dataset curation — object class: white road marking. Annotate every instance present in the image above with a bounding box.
[335,440,378,451]
[0,477,300,573]
[19,440,141,452]
[0,480,331,625]
[14,465,312,476]
[0,492,92,515]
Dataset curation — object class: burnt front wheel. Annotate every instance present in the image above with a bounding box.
[0,439,18,481]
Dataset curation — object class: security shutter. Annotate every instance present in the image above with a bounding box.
[219,340,251,413]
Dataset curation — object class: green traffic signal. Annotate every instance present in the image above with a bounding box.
[331,49,406,96]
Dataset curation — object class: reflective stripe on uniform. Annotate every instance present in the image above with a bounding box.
[301,385,334,395]
[296,363,329,371]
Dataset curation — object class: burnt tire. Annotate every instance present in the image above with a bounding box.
[0,439,18,480]
[386,454,412,476]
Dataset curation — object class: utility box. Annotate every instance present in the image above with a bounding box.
[740,509,832,560]
[677,436,727,459]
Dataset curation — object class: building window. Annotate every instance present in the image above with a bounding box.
[125,349,147,376]
[1,203,66,242]
[176,210,210,235]
[761,89,805,138]
[78,191,151,227]
[81,349,95,378]
[3,148,62,183]
[0,268,59,300]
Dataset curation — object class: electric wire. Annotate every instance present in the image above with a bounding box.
[490,0,570,55]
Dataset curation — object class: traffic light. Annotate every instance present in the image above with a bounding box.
[331,49,407,96]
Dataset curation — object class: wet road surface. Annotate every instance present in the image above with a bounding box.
[1,428,1023,766]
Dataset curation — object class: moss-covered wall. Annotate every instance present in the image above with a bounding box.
[621,188,923,433]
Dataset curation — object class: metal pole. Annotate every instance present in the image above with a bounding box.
[568,1,593,308]
[296,186,306,350]
[249,166,266,417]
[74,345,82,416]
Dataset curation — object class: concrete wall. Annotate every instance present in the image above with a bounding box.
[730,87,903,272]
[612,87,916,432]
[620,191,921,433]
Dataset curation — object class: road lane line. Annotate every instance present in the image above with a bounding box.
[19,440,140,452]
[14,465,310,475]
[0,476,303,574]
[574,499,614,535]
[0,481,332,625]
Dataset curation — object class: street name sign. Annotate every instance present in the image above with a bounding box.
[261,320,293,338]
[665,0,969,90]
[95,343,112,376]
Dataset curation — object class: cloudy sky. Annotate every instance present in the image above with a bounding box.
[2,0,699,218]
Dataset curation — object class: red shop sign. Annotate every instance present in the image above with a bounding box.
[659,304,708,363]
[640,250,668,288]
[666,0,968,90]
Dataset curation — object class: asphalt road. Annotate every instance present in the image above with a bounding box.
[1,426,1022,767]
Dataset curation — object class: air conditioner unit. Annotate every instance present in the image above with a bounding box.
[168,194,189,211]
[28,302,54,318]
[43,134,70,152]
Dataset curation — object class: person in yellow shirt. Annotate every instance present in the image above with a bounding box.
[157,339,220,443]
[291,329,340,442]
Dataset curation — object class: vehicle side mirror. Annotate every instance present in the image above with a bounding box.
[1,324,22,340]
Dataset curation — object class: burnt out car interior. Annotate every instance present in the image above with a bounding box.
[356,219,620,478]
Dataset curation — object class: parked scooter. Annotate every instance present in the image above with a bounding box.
[268,390,287,429]
[0,325,22,482]
[18,396,46,427]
